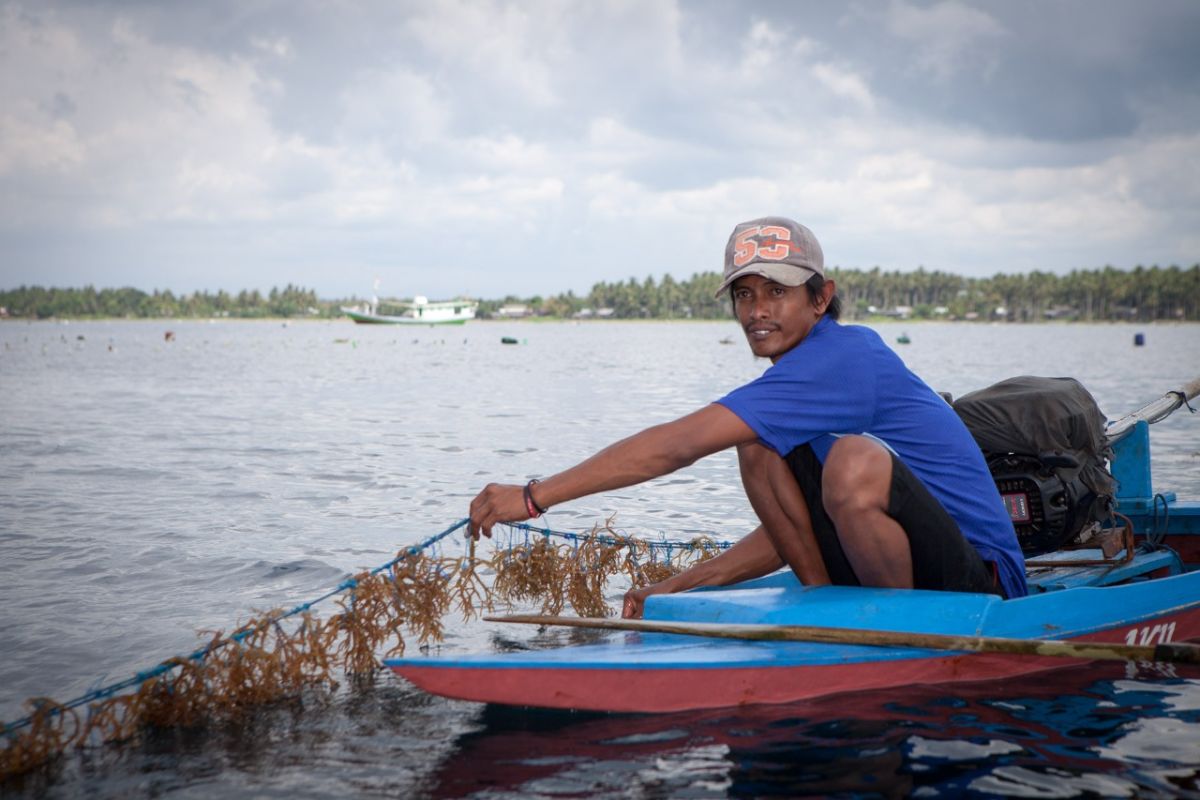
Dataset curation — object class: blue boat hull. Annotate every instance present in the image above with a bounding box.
[387,560,1200,712]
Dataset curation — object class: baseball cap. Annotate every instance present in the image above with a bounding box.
[715,216,825,297]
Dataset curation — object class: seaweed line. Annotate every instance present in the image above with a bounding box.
[1,517,728,779]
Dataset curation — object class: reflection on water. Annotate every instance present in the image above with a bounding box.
[422,661,1200,799]
[10,665,1198,799]
[2,319,1199,797]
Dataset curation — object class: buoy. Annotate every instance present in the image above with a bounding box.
[897,333,911,345]
[1134,333,1145,346]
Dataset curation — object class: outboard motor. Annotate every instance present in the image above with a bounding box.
[986,452,1100,555]
[953,376,1115,556]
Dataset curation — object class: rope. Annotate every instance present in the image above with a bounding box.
[1,517,733,761]
[1147,493,1170,549]
[1,518,469,739]
[504,520,731,554]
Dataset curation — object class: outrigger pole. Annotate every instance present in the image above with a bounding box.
[1106,375,1200,443]
[487,614,1200,665]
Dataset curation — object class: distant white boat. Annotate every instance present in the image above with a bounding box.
[342,295,477,325]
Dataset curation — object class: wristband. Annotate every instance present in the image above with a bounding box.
[523,479,548,517]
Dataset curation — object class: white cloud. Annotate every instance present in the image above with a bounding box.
[884,0,1006,81]
[0,5,291,226]
[812,62,876,111]
[336,66,450,147]
[250,35,291,59]
[403,0,562,108]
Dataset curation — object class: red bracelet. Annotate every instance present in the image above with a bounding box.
[523,479,548,517]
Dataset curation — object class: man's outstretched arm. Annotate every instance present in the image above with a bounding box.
[468,403,757,538]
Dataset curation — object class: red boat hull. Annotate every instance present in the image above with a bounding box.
[391,608,1200,713]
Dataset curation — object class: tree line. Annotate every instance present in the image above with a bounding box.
[0,284,324,320]
[484,263,1199,322]
[2,264,1197,322]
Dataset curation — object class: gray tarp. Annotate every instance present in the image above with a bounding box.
[952,375,1115,510]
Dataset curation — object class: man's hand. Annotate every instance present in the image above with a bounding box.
[468,482,528,539]
[622,583,670,619]
[621,586,646,619]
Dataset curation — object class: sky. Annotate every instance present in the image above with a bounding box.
[2,0,1198,300]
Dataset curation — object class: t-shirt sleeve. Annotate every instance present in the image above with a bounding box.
[716,344,876,457]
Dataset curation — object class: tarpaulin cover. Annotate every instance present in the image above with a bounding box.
[952,375,1115,505]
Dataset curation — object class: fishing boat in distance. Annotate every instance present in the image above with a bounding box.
[387,377,1200,712]
[342,295,477,325]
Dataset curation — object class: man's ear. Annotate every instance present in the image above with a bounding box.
[818,279,836,311]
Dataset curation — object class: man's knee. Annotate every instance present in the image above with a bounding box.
[822,436,892,519]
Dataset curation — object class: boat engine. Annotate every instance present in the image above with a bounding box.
[952,375,1115,556]
[986,452,1101,556]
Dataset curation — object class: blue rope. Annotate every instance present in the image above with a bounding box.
[2,517,729,738]
[2,518,469,738]
[503,521,732,553]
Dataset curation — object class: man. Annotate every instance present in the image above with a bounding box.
[468,216,1027,617]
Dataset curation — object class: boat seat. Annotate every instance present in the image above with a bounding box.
[1026,547,1184,593]
[649,573,1000,635]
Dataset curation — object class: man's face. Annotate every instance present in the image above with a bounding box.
[731,274,829,362]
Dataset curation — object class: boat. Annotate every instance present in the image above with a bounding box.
[342,295,477,325]
[386,378,1200,712]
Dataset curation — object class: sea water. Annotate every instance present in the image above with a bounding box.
[2,319,1199,798]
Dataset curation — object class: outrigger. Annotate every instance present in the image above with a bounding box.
[387,378,1200,712]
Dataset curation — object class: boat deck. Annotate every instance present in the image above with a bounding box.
[1026,547,1185,592]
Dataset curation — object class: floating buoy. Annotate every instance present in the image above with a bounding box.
[1134,333,1145,346]
[897,333,911,345]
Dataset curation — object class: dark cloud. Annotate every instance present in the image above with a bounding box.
[845,0,1200,141]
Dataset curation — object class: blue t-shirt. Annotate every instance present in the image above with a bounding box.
[717,317,1027,598]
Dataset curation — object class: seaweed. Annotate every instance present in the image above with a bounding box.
[0,522,725,779]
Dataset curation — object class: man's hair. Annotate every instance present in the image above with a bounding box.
[806,275,841,320]
[728,277,841,320]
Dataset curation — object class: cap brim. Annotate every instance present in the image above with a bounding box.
[714,264,816,298]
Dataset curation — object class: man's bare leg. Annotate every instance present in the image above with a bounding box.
[737,440,832,586]
[821,436,913,588]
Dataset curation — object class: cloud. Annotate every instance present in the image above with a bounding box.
[883,0,1006,81]
[811,62,875,111]
[0,1,1197,297]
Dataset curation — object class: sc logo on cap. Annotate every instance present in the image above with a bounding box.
[732,225,799,268]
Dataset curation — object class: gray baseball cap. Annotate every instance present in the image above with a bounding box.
[715,216,825,297]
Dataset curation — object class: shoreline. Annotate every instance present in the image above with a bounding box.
[3,316,1196,327]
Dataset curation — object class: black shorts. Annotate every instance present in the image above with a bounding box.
[785,444,1003,596]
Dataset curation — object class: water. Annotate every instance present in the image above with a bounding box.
[2,319,1199,798]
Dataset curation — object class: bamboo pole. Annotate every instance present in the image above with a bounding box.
[485,614,1200,665]
[1106,374,1200,443]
